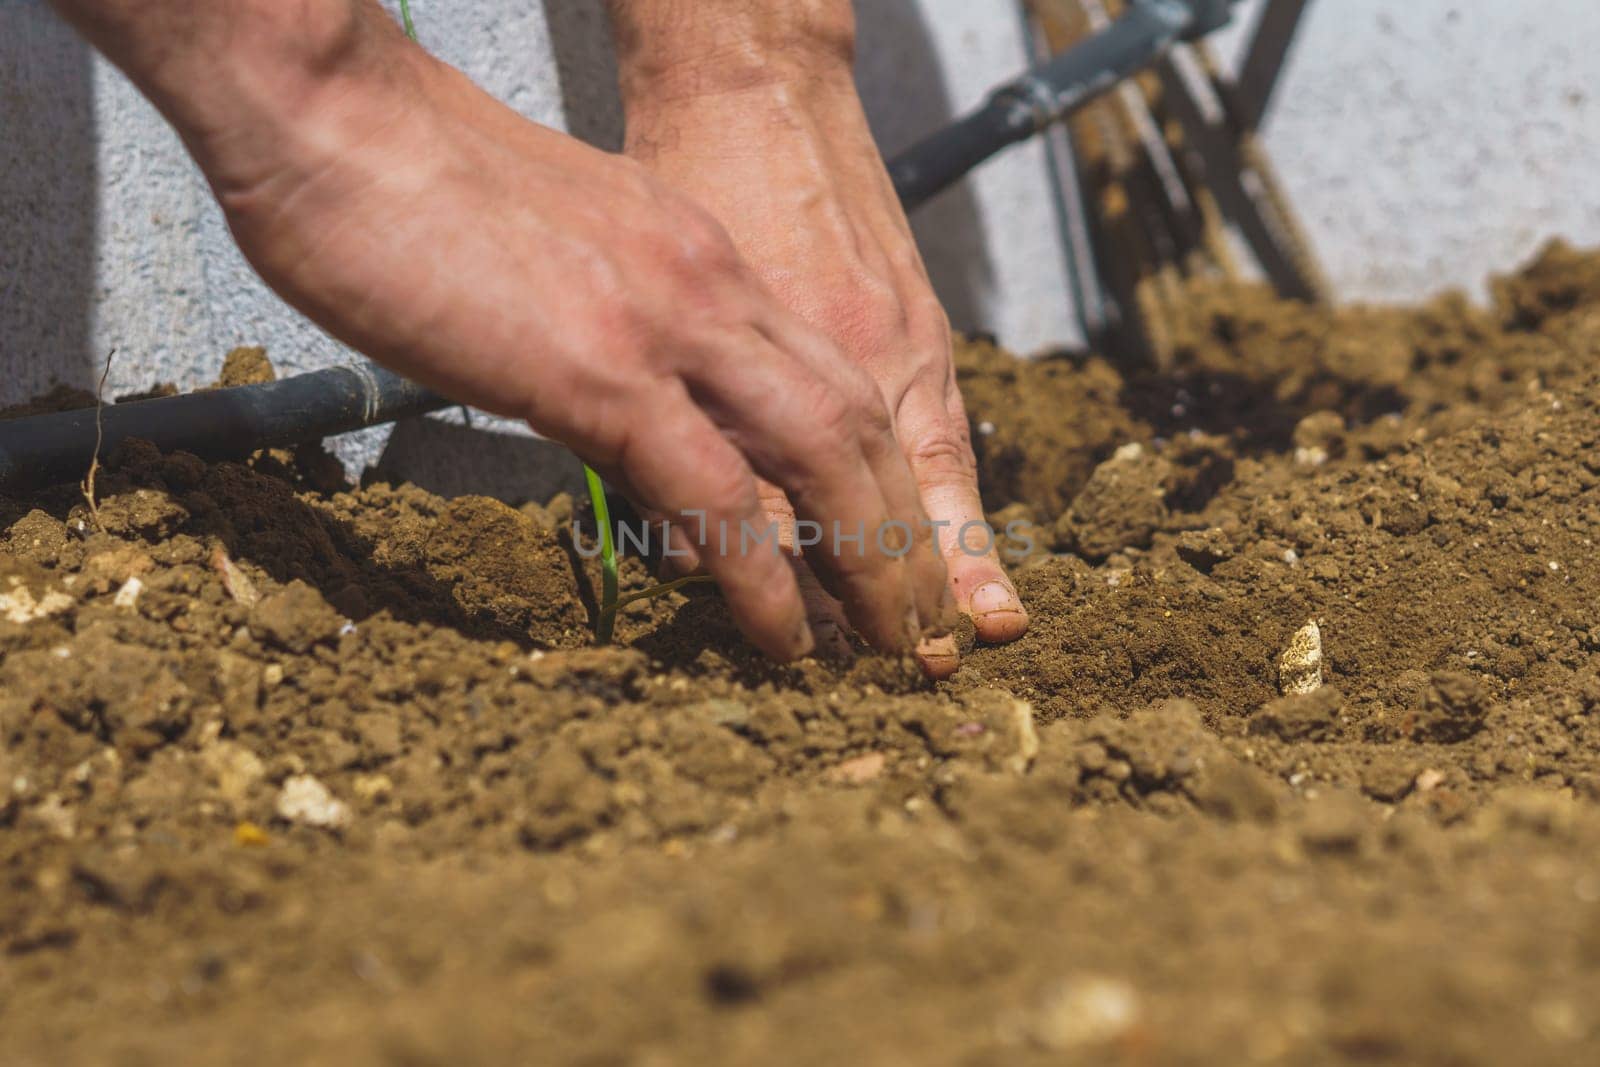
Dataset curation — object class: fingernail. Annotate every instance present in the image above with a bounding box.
[971,580,1020,618]
[969,579,1028,643]
[904,604,924,646]
[916,634,960,680]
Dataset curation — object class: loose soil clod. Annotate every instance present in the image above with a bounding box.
[5,242,1600,1063]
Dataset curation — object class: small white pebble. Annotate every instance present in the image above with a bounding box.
[276,774,351,830]
[338,620,358,636]
[1293,446,1329,468]
[1030,976,1141,1050]
[977,420,996,437]
[1548,561,1561,572]
[113,576,144,609]
[29,793,77,840]
[1277,620,1323,696]
[1281,549,1300,565]
[0,586,74,625]
[1414,768,1446,793]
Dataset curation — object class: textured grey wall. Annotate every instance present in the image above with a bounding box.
[1220,0,1600,302]
[4,1,1598,495]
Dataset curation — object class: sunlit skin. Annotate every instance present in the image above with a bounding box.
[48,0,1028,674]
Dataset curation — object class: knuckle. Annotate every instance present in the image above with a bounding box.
[691,452,758,519]
[587,292,650,352]
[907,292,952,345]
[885,239,931,279]
[672,206,742,275]
[850,273,906,325]
[837,283,910,353]
[823,278,950,375]
[833,366,891,438]
[900,344,956,399]
[809,384,862,445]
[907,424,978,486]
[946,380,976,424]
[853,387,895,439]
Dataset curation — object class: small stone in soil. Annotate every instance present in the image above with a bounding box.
[1277,620,1324,696]
[275,775,351,830]
[0,580,74,624]
[827,752,886,785]
[112,576,143,609]
[1028,975,1142,1050]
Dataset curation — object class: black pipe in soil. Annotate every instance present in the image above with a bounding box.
[0,364,443,492]
[889,0,1211,210]
[0,0,1230,493]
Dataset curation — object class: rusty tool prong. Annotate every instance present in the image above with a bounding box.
[1155,45,1327,302]
[1231,0,1312,133]
[1192,32,1331,302]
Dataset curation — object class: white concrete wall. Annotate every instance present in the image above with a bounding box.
[1219,0,1600,303]
[4,1,1599,495]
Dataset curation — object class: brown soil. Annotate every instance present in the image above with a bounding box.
[6,241,1600,1065]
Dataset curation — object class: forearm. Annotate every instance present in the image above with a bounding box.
[604,0,857,105]
[47,0,412,190]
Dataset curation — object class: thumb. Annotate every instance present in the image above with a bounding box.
[900,390,1029,644]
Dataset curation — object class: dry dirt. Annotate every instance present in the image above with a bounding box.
[5,242,1600,1065]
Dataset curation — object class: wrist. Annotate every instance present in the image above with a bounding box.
[55,0,421,195]
[191,4,421,189]
[608,0,856,109]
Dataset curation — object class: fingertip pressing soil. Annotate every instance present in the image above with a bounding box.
[5,241,1600,1064]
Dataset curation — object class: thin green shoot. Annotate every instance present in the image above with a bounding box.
[398,0,417,40]
[584,469,717,641]
[585,465,621,643]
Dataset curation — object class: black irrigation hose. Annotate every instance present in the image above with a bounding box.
[0,0,1228,494]
[0,364,442,492]
[889,0,1211,210]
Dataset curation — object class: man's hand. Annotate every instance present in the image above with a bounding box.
[607,1,1030,675]
[49,0,952,661]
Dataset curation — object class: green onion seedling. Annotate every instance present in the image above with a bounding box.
[584,468,715,642]
[584,465,621,643]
